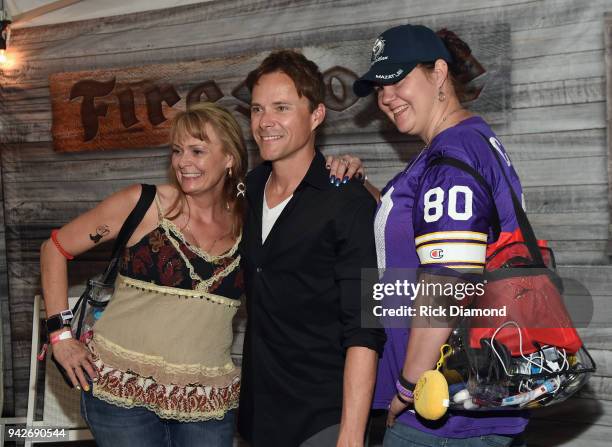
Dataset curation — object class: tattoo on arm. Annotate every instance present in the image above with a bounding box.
[89,225,110,244]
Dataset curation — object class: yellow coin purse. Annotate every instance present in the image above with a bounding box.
[414,345,451,420]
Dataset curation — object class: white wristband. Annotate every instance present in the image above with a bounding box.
[50,330,73,345]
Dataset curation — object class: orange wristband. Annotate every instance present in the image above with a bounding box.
[51,229,74,260]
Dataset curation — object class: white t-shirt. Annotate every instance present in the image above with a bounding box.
[262,178,292,243]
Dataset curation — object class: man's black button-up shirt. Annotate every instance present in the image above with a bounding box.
[238,151,386,447]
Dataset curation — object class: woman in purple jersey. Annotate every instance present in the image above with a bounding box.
[352,25,527,446]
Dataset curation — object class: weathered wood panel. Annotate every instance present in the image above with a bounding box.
[1,88,13,415]
[512,77,605,110]
[0,160,11,416]
[524,398,612,447]
[2,0,606,91]
[5,0,520,59]
[7,0,609,62]
[498,102,606,136]
[513,49,604,85]
[604,12,612,255]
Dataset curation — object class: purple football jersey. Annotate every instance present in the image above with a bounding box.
[373,116,528,437]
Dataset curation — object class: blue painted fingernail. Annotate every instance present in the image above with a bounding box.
[335,178,340,187]
[330,176,336,184]
[342,176,349,184]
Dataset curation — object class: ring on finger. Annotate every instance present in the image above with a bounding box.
[340,159,349,165]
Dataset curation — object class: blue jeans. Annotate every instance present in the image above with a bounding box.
[81,390,235,447]
[383,422,526,447]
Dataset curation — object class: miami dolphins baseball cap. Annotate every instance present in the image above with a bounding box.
[353,24,452,97]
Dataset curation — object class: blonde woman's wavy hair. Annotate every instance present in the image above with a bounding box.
[167,102,248,238]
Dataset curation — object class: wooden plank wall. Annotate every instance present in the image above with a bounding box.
[0,0,611,444]
[0,81,12,415]
[606,12,612,255]
[0,153,5,413]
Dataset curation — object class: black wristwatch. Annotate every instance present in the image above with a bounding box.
[45,309,74,334]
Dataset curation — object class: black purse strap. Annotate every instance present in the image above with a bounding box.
[428,157,501,238]
[426,133,544,267]
[101,184,156,282]
[473,132,545,267]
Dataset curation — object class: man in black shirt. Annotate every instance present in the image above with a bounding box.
[238,50,386,446]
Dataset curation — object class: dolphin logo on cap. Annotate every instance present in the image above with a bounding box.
[371,37,385,62]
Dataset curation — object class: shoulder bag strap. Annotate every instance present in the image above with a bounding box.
[101,184,157,282]
[427,156,501,239]
[473,132,544,266]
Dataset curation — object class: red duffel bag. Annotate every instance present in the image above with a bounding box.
[431,133,584,357]
[468,228,583,355]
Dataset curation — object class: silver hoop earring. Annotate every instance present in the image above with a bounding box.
[228,167,233,178]
[236,181,246,198]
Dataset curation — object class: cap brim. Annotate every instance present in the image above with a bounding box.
[353,62,417,97]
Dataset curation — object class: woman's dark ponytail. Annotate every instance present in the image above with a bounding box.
[431,28,486,101]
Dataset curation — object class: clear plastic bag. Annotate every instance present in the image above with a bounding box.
[71,275,115,343]
[442,324,595,411]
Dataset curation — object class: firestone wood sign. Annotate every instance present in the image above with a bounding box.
[49,35,507,153]
[49,59,365,152]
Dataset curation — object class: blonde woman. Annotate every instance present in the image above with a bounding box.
[40,102,247,447]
